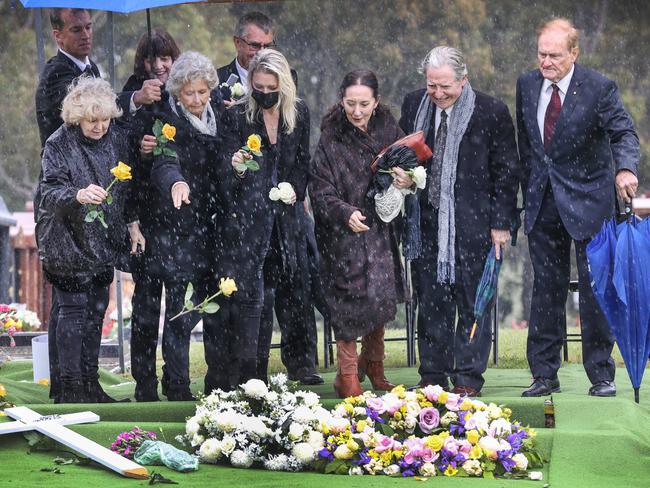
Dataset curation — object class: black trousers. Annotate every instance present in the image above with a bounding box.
[258,232,318,376]
[413,207,493,391]
[47,295,60,399]
[54,280,110,385]
[527,185,615,383]
[129,267,163,390]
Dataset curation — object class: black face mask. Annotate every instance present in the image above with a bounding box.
[252,89,279,109]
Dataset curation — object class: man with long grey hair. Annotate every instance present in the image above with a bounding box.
[398,46,519,396]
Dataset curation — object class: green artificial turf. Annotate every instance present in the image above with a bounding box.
[1,361,650,487]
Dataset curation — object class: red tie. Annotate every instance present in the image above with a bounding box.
[543,83,561,150]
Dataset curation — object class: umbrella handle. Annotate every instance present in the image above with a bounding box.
[625,201,633,221]
[469,321,478,342]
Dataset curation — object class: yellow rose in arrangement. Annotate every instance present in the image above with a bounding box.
[246,134,262,153]
[219,277,238,297]
[37,378,50,386]
[110,161,133,181]
[466,430,480,445]
[162,123,176,141]
[0,383,6,397]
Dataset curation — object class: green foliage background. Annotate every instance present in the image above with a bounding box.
[1,0,648,327]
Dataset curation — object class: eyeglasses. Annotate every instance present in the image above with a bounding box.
[236,37,276,51]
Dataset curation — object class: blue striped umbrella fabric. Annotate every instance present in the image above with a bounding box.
[469,245,502,341]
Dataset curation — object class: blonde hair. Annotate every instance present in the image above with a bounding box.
[244,49,299,134]
[537,17,580,51]
[61,76,122,125]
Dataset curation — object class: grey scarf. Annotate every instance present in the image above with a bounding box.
[170,96,217,136]
[414,82,475,283]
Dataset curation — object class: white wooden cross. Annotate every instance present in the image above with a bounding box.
[1,406,149,479]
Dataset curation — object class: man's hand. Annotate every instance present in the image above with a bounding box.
[133,79,163,107]
[615,169,638,202]
[348,210,370,233]
[171,181,190,209]
[491,228,510,260]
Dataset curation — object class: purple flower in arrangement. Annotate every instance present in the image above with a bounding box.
[365,407,385,423]
[402,469,416,477]
[354,450,372,466]
[418,407,440,433]
[318,446,334,461]
[497,450,516,472]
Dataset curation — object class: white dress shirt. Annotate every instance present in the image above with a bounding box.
[435,105,454,134]
[59,49,91,73]
[235,58,249,94]
[537,64,574,140]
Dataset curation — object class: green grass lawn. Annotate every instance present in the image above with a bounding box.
[152,326,633,381]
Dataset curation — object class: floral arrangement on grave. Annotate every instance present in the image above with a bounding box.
[110,427,158,460]
[234,134,263,173]
[84,161,132,228]
[152,120,178,158]
[1,304,22,347]
[181,374,329,471]
[315,385,544,480]
[171,277,237,321]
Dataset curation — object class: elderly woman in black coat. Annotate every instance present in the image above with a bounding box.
[147,51,225,401]
[309,69,410,398]
[210,49,310,391]
[35,77,144,403]
[120,29,181,402]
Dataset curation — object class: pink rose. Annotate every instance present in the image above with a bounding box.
[443,437,459,456]
[457,439,472,455]
[445,392,462,411]
[374,434,396,453]
[418,407,440,434]
[366,396,384,413]
[421,384,444,402]
[421,447,438,463]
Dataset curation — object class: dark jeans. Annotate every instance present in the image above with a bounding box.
[413,207,493,391]
[130,268,163,390]
[47,295,60,399]
[54,280,110,385]
[527,186,615,383]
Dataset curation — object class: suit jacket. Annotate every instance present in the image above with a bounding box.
[218,101,310,295]
[399,88,519,299]
[217,59,299,99]
[35,51,101,147]
[516,63,640,241]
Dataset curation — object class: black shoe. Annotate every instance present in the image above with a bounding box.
[166,386,196,402]
[85,381,131,403]
[288,368,325,385]
[522,377,561,397]
[57,381,88,404]
[135,382,160,402]
[588,380,616,397]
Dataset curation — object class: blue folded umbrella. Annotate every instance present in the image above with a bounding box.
[469,246,502,341]
[587,216,650,403]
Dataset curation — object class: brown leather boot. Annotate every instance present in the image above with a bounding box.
[333,373,363,398]
[358,356,395,391]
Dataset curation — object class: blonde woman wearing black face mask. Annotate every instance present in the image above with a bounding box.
[208,49,311,391]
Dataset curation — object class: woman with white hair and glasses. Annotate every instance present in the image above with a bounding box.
[35,77,143,403]
[144,50,225,401]
[207,49,310,391]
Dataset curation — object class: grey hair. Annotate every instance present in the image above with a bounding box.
[244,49,299,134]
[61,76,122,125]
[234,11,273,38]
[166,51,219,98]
[419,46,468,80]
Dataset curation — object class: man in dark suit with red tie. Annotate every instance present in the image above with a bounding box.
[517,18,640,397]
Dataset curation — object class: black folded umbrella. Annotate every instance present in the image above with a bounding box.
[367,145,418,199]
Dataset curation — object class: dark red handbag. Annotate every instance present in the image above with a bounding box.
[370,131,432,172]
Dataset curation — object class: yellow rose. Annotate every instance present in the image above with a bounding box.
[466,430,480,445]
[37,378,50,386]
[219,277,238,297]
[247,134,262,153]
[356,420,367,432]
[392,385,406,397]
[0,383,6,397]
[162,123,176,141]
[460,399,473,411]
[425,435,443,452]
[110,161,132,181]
[14,320,23,331]
[438,391,449,404]
[3,318,15,330]
[346,439,359,452]
[469,445,483,459]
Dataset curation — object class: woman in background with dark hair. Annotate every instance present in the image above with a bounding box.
[122,28,181,402]
[309,69,410,398]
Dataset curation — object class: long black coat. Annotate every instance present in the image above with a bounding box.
[309,105,407,341]
[148,99,225,282]
[218,102,310,295]
[399,88,519,307]
[35,124,135,282]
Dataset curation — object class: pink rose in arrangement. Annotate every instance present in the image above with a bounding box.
[421,384,444,402]
[381,393,405,416]
[418,407,440,433]
[445,392,462,411]
[457,439,472,455]
[443,436,459,456]
[403,437,437,464]
[374,433,399,453]
[365,396,384,413]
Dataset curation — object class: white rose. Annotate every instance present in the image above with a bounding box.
[329,417,351,433]
[231,82,245,98]
[410,166,427,189]
[288,422,305,441]
[404,416,417,432]
[489,417,512,437]
[486,403,503,420]
[277,182,296,204]
[247,417,272,438]
[293,405,316,424]
[512,453,528,470]
[199,438,222,463]
[529,471,543,480]
[478,435,501,453]
[191,434,205,447]
[220,435,236,455]
[419,462,437,477]
[383,464,401,476]
[349,466,364,476]
[215,410,241,432]
[230,449,253,468]
[299,391,320,408]
[307,430,325,451]
[186,417,200,437]
[462,459,483,476]
[269,187,281,201]
[242,378,268,399]
[292,442,316,464]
